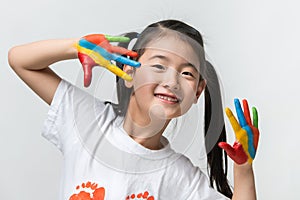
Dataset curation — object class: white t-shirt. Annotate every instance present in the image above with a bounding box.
[42,79,229,200]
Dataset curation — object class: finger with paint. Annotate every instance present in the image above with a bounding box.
[219,98,260,164]
[76,34,141,87]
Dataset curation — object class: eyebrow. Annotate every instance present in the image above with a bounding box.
[148,55,199,72]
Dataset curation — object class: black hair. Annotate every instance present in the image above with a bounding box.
[204,60,233,197]
[115,19,233,198]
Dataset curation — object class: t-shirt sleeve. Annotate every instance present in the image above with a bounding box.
[41,79,71,152]
[176,156,230,200]
[186,172,230,200]
[41,79,108,153]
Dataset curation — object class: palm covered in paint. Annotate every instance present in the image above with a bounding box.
[219,99,260,164]
[75,34,140,87]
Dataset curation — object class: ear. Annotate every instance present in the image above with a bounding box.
[194,79,206,104]
[123,65,135,88]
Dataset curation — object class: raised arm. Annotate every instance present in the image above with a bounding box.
[8,34,141,105]
[8,39,79,105]
[219,99,259,200]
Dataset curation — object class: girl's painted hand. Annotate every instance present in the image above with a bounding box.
[218,99,260,164]
[75,34,141,87]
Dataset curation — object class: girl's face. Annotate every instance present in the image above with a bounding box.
[124,36,206,122]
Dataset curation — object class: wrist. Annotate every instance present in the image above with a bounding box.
[234,162,253,175]
[66,38,80,59]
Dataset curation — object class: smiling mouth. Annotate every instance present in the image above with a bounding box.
[155,94,180,103]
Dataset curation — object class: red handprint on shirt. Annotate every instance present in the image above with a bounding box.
[69,181,155,200]
[125,191,155,200]
[69,181,105,200]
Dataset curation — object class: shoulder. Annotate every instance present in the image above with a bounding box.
[177,153,203,180]
[158,152,209,198]
[163,151,203,184]
[170,154,229,199]
[53,79,114,116]
[172,155,229,199]
[42,79,119,152]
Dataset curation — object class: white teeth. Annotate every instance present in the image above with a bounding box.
[156,94,178,102]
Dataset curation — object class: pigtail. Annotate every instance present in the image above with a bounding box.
[114,32,139,116]
[204,61,233,198]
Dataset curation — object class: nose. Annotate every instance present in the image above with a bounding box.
[161,68,180,90]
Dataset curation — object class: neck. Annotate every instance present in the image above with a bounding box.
[123,108,170,150]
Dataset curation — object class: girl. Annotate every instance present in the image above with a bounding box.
[8,19,258,199]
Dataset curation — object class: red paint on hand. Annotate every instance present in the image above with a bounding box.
[218,142,248,165]
[78,52,98,87]
[83,34,138,57]
[242,99,260,151]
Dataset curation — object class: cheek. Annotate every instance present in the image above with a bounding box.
[133,84,154,96]
[133,67,162,91]
[181,79,198,96]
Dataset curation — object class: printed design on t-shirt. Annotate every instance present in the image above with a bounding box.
[69,181,155,200]
[69,181,105,200]
[125,191,155,200]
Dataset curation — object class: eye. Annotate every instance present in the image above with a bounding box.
[151,64,167,71]
[182,71,195,78]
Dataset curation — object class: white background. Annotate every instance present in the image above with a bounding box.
[1,0,299,199]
